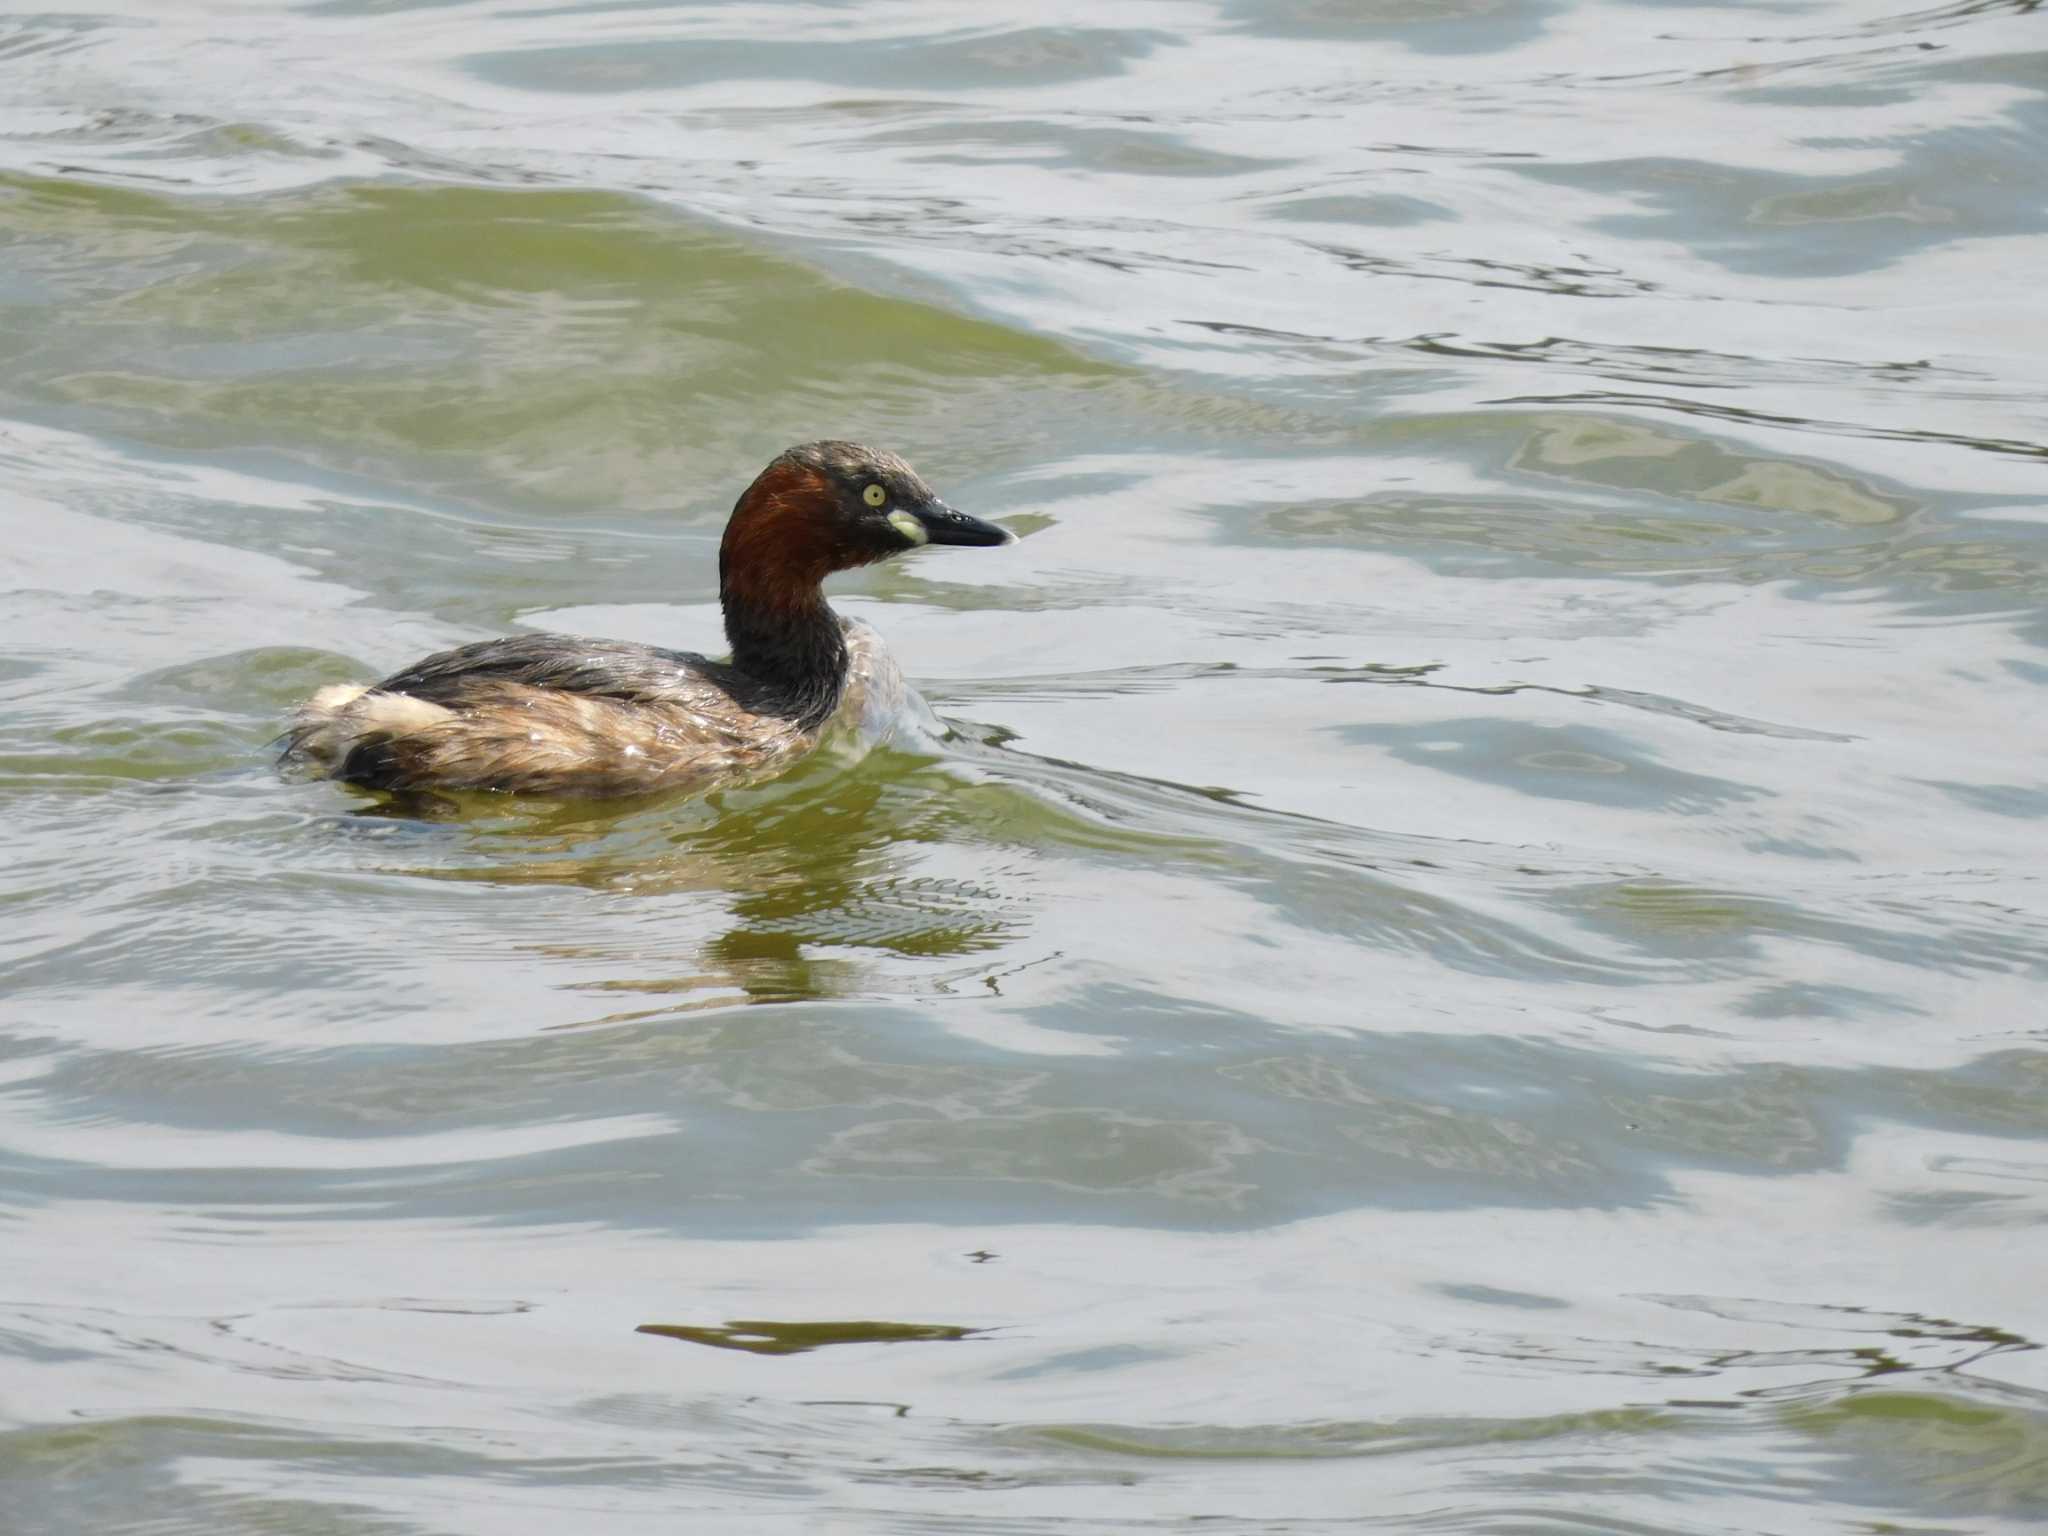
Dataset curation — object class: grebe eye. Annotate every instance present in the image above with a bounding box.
[862,483,887,508]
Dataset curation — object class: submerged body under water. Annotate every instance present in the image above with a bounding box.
[2,1,2046,1532]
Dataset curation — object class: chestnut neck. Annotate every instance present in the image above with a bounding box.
[718,457,857,730]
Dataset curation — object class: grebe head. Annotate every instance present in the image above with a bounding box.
[721,441,1011,601]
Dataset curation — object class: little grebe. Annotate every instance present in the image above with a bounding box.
[281,441,1012,797]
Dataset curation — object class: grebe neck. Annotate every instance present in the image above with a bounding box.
[715,452,864,730]
[720,581,848,730]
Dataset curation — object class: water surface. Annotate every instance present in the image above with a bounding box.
[3,2,2046,1531]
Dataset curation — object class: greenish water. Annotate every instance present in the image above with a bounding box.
[2,2,2045,1531]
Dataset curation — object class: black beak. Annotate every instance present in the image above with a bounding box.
[913,500,1014,548]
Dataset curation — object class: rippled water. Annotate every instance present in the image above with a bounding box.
[4,2,2046,1531]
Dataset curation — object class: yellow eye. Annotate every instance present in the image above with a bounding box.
[862,483,887,508]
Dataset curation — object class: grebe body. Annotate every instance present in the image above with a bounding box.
[281,442,1010,797]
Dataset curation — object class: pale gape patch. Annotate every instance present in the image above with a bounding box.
[886,509,929,545]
